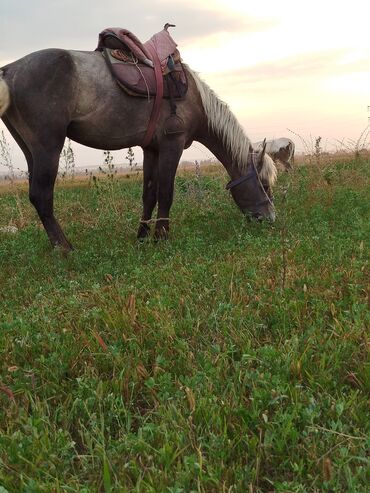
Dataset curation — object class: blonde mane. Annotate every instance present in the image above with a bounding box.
[187,67,276,186]
[258,153,277,186]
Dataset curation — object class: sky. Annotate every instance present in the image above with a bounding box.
[1,0,369,171]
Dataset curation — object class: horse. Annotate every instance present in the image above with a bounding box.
[0,46,277,251]
[253,137,295,171]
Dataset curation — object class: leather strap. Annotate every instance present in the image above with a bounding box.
[225,170,255,190]
[142,44,164,147]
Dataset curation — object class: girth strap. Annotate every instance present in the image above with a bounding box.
[142,43,164,147]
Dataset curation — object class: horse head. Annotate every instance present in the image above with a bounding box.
[226,139,277,222]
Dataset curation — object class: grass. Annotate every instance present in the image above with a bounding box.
[0,159,369,492]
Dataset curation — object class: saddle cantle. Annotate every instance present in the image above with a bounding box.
[96,26,188,100]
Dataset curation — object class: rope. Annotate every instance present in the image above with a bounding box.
[251,152,275,210]
[140,217,170,225]
[132,56,151,102]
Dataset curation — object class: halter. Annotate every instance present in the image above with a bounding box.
[225,152,275,209]
[225,168,255,190]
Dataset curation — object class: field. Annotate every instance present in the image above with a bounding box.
[0,159,369,492]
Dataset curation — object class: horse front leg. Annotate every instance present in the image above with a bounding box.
[154,137,184,240]
[137,147,159,240]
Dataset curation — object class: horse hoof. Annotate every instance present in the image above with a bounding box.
[53,241,74,254]
[137,224,151,240]
[153,228,169,241]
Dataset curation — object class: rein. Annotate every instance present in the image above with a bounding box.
[251,152,275,209]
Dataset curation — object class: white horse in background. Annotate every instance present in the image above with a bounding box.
[254,138,295,171]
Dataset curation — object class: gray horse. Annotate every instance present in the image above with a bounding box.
[0,48,276,251]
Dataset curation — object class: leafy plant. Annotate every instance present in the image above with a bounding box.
[0,156,368,492]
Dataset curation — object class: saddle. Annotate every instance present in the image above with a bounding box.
[96,26,188,100]
[96,25,188,147]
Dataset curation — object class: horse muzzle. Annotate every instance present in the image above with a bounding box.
[246,208,276,223]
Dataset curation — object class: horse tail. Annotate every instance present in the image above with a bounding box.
[0,72,10,116]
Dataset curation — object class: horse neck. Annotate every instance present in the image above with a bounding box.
[186,66,251,180]
[197,128,246,180]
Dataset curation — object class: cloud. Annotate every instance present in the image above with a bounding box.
[203,48,370,95]
[0,0,274,63]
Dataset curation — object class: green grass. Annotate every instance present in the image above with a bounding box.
[0,161,369,492]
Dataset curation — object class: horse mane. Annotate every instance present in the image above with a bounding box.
[187,66,277,186]
[187,66,250,172]
[257,153,277,186]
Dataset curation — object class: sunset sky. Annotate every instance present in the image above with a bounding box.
[1,0,369,171]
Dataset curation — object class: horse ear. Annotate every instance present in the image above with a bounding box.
[257,138,267,169]
[261,138,267,154]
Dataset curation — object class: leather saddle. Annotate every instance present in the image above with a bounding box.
[96,27,188,100]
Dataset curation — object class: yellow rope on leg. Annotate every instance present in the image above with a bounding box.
[140,217,170,225]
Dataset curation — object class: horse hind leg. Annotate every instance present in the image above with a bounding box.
[4,116,72,250]
[29,148,73,251]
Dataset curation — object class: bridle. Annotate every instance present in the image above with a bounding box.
[225,153,275,208]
